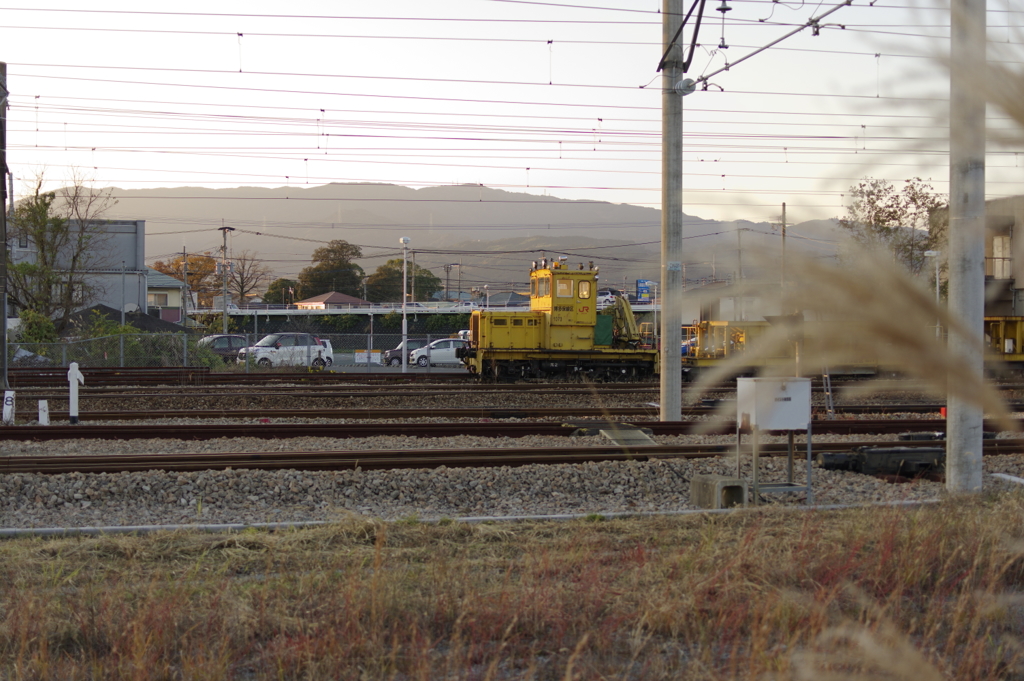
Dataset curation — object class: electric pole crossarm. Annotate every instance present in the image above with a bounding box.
[696,0,854,87]
[657,0,708,74]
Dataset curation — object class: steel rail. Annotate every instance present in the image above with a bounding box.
[4,438,1021,476]
[12,384,669,398]
[31,405,951,422]
[15,366,1024,390]
[7,367,468,388]
[0,418,1006,442]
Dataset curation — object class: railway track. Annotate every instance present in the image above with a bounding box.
[6,367,468,388]
[13,405,954,422]
[4,438,1023,476]
[12,366,1024,391]
[0,418,1009,442]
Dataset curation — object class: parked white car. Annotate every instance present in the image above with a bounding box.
[410,338,470,367]
[238,333,334,368]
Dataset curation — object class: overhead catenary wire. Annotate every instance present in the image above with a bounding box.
[696,0,858,87]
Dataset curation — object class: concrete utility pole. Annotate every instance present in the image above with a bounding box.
[181,247,189,321]
[0,62,8,391]
[660,0,684,421]
[219,225,235,334]
[781,202,787,298]
[400,236,410,373]
[947,0,986,492]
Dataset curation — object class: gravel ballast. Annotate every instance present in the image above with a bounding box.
[4,428,1024,530]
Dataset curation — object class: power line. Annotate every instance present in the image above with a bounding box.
[0,6,660,24]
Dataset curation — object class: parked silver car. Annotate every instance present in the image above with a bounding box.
[409,338,470,367]
[238,333,334,368]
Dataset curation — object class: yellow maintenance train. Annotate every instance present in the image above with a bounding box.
[457,258,659,380]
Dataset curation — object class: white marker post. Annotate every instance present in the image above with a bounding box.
[2,390,15,426]
[38,400,50,426]
[68,362,85,424]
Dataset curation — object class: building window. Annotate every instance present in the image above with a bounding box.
[148,293,169,307]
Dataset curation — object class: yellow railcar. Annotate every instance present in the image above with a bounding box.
[680,319,880,380]
[458,259,659,380]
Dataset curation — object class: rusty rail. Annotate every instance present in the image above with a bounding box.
[6,438,1021,475]
[0,419,1011,442]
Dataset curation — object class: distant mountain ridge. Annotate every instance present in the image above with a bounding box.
[101,183,842,292]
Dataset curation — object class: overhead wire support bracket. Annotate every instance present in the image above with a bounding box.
[657,0,709,75]
[695,0,854,88]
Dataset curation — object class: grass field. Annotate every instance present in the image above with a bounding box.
[2,494,1024,680]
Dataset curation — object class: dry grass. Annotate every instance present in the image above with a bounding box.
[3,496,1024,679]
[686,248,1017,432]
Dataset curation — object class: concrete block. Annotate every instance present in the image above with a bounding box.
[690,474,748,509]
[599,425,656,445]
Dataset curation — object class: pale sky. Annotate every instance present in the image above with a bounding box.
[3,0,1022,274]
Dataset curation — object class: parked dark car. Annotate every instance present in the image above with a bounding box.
[381,338,429,367]
[197,334,249,362]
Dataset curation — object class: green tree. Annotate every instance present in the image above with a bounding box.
[82,309,139,338]
[263,278,298,305]
[16,308,57,343]
[297,240,364,300]
[365,258,443,303]
[837,177,948,274]
[7,174,117,331]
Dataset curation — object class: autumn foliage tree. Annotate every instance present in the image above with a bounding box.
[151,253,218,307]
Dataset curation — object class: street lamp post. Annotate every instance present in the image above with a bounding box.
[925,250,941,339]
[400,237,410,373]
[484,284,489,308]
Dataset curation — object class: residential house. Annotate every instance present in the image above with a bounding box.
[294,291,370,309]
[146,267,187,322]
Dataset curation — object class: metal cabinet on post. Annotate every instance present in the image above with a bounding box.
[736,377,813,505]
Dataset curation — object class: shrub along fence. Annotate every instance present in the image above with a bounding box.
[6,331,468,372]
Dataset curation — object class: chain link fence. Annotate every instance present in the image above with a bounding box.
[6,332,466,374]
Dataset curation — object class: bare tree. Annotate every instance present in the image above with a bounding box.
[6,172,117,331]
[229,250,273,304]
[837,177,947,275]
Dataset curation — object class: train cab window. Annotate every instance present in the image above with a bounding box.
[537,277,550,297]
[527,319,538,326]
[531,279,537,296]
[556,279,573,297]
[578,281,592,299]
[493,319,508,326]
[512,318,523,326]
